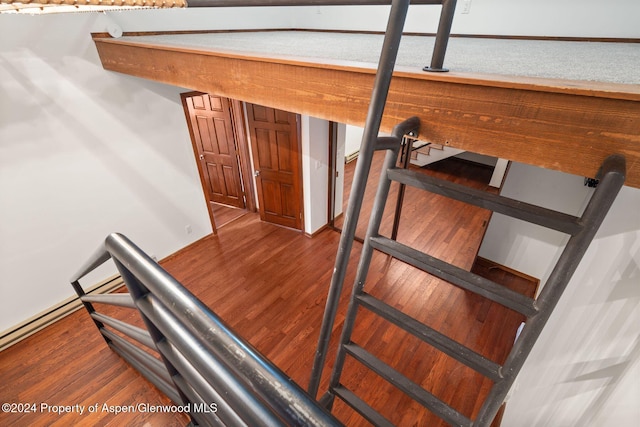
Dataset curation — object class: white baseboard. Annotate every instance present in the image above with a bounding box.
[0,275,124,352]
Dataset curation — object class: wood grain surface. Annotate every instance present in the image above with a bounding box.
[93,34,640,187]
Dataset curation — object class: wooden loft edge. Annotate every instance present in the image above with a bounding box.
[92,35,381,73]
[92,36,640,188]
[91,30,640,44]
[92,35,640,101]
[392,67,640,102]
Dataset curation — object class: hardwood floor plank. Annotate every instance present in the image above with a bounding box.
[0,154,536,426]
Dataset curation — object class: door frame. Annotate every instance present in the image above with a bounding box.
[181,92,256,233]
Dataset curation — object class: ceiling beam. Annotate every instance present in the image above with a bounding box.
[93,35,640,188]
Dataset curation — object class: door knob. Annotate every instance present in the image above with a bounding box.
[199,154,205,160]
[254,170,261,177]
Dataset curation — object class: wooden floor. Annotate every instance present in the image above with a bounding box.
[211,202,247,229]
[0,154,537,426]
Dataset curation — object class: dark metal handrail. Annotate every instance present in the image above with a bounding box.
[308,0,432,398]
[71,233,342,426]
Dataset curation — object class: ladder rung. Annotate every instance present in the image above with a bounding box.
[91,312,155,349]
[82,293,135,308]
[332,385,394,427]
[387,168,582,235]
[357,293,502,382]
[369,236,538,317]
[344,343,473,427]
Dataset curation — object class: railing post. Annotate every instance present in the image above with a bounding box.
[390,134,416,241]
[71,281,110,345]
[424,0,457,72]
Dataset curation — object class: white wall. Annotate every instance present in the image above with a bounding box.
[344,124,364,159]
[298,0,640,38]
[479,163,593,285]
[0,8,295,333]
[301,116,330,235]
[480,163,640,426]
[102,7,298,32]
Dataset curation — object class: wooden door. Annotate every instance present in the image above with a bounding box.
[184,94,246,209]
[246,104,303,230]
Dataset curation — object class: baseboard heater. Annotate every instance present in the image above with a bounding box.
[345,151,359,163]
[0,275,124,352]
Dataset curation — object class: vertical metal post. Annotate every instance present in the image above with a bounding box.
[308,0,413,399]
[328,121,339,228]
[424,0,457,72]
[390,136,415,240]
[71,280,110,345]
[327,144,403,404]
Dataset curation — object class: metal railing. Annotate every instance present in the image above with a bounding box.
[71,233,342,426]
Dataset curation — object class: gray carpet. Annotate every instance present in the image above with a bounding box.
[122,31,640,85]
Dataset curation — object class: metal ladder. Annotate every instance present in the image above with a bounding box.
[309,0,458,397]
[303,1,627,425]
[320,135,625,425]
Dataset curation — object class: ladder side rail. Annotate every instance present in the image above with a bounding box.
[391,135,417,241]
[307,0,414,397]
[325,126,412,407]
[473,155,626,426]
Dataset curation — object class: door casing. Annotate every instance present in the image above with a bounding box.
[181,92,256,233]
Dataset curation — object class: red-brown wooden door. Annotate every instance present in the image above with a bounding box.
[246,103,303,230]
[184,94,246,209]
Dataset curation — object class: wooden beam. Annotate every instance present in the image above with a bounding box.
[93,36,640,188]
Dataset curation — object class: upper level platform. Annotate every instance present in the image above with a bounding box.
[92,30,640,187]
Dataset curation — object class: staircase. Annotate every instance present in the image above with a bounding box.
[410,142,464,167]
